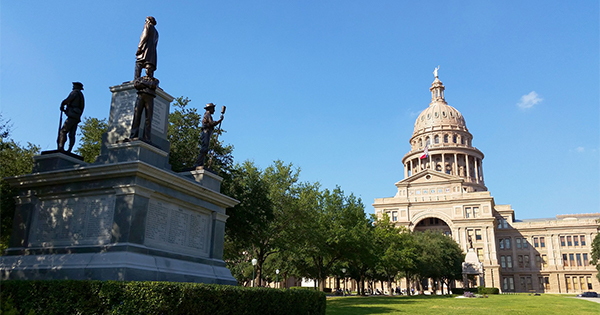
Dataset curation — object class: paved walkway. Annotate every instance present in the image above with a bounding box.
[572,297,600,304]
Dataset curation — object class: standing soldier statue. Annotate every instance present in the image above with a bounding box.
[194,103,224,169]
[57,82,85,152]
[135,16,158,80]
[128,16,159,143]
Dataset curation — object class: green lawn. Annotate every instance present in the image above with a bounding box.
[326,294,600,315]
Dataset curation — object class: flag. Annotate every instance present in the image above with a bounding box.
[420,145,429,160]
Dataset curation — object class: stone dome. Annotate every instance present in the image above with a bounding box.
[413,101,466,135]
[412,77,468,136]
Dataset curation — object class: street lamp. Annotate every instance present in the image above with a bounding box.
[341,268,347,296]
[251,258,257,287]
[276,269,280,288]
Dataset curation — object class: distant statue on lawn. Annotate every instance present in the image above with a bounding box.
[57,82,85,152]
[135,16,158,79]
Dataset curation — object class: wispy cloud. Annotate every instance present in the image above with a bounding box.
[517,91,543,109]
[576,146,585,153]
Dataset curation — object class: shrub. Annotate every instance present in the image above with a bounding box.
[477,286,500,294]
[0,280,326,315]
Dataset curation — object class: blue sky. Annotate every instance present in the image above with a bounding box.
[1,1,598,219]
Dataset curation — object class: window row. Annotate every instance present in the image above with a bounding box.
[411,188,452,195]
[414,133,472,148]
[497,217,509,229]
[464,206,480,218]
[467,229,482,242]
[560,235,586,247]
[565,275,594,292]
[562,253,590,267]
[500,255,513,269]
[532,236,546,248]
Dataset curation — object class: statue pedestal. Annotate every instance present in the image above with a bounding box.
[1,82,239,285]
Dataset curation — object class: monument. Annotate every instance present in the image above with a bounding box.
[462,237,484,289]
[0,17,239,285]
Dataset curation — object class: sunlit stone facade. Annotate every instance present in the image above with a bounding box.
[373,72,600,293]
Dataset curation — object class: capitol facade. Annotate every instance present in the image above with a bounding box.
[373,71,599,294]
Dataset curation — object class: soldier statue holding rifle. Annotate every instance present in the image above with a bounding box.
[57,82,85,152]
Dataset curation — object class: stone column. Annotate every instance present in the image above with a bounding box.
[465,155,470,180]
[475,158,480,184]
[404,163,409,178]
[453,153,458,176]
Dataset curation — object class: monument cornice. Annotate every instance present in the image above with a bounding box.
[6,160,239,209]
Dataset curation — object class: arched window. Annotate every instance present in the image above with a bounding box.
[434,135,439,144]
[461,137,465,145]
[425,137,430,146]
[453,135,457,143]
[419,139,423,147]
[444,134,448,143]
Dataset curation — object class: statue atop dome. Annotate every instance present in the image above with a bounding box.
[433,65,439,78]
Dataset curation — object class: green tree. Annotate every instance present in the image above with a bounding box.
[591,232,600,282]
[414,231,464,295]
[75,117,108,163]
[0,115,40,253]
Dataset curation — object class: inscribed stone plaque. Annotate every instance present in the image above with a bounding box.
[145,199,211,257]
[29,195,115,247]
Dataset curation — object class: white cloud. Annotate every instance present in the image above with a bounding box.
[576,146,585,153]
[517,91,543,109]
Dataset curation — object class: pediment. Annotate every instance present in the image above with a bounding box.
[395,169,462,187]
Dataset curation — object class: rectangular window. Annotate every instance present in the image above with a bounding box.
[580,235,586,246]
[533,237,539,248]
[540,237,545,248]
[526,277,532,291]
[576,254,582,266]
[569,254,575,266]
[477,248,484,261]
[563,254,569,266]
[573,277,579,290]
[497,218,503,229]
[524,255,530,268]
[503,219,508,229]
[573,235,579,246]
[544,276,550,290]
[535,255,541,269]
[499,238,504,249]
[473,207,479,218]
[475,229,482,241]
[566,277,572,291]
[465,207,471,218]
[392,211,398,222]
[518,255,524,268]
[523,239,529,249]
[509,277,514,291]
[583,253,589,266]
[500,256,506,268]
[516,238,522,249]
[520,277,525,291]
[467,229,474,243]
[560,236,566,247]
[587,276,593,290]
[580,276,586,290]
[507,255,513,268]
[567,236,572,247]
[505,238,511,249]
[538,277,545,291]
[503,277,509,291]
[542,254,547,268]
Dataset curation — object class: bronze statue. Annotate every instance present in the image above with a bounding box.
[194,103,224,169]
[129,76,159,143]
[134,16,158,79]
[57,82,85,152]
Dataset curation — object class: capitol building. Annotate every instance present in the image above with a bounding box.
[373,71,599,294]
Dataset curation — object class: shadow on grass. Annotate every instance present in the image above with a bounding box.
[327,295,455,315]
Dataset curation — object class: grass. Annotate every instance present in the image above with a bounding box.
[326,294,600,315]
